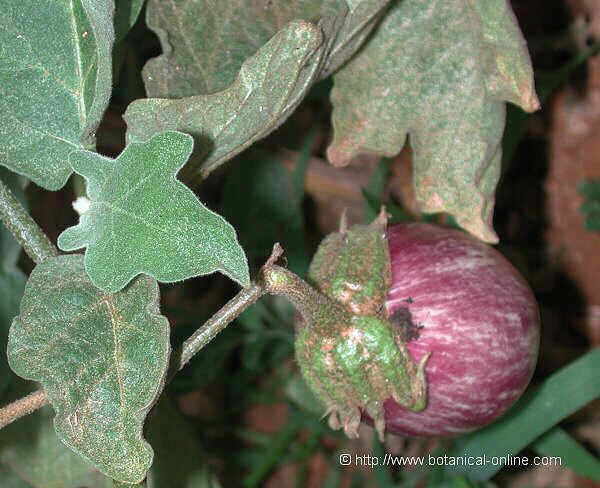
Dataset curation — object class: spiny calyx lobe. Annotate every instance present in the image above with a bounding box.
[261,211,431,440]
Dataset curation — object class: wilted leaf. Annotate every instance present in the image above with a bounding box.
[0,399,112,488]
[126,0,391,177]
[57,131,249,293]
[0,0,114,190]
[328,0,539,243]
[7,255,170,483]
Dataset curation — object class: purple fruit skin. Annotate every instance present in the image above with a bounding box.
[383,223,540,437]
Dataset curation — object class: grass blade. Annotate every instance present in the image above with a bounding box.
[533,427,600,482]
[448,349,600,480]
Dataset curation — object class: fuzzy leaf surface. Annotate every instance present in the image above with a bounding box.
[0,0,114,190]
[328,0,539,243]
[57,131,249,292]
[126,1,390,177]
[125,21,323,178]
[0,401,112,488]
[142,0,390,98]
[7,255,170,483]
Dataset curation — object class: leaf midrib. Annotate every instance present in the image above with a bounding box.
[68,0,87,131]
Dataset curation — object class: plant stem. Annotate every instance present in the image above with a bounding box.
[174,244,283,373]
[0,389,47,429]
[260,263,347,335]
[0,178,58,263]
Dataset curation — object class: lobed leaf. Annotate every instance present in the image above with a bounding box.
[0,0,114,190]
[57,131,250,293]
[7,255,171,483]
[126,0,391,177]
[125,21,324,178]
[328,0,539,243]
[142,0,389,98]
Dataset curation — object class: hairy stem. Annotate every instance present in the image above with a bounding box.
[260,264,346,334]
[0,389,47,429]
[0,178,58,263]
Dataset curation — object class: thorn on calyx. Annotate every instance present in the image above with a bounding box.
[339,209,348,234]
[376,206,389,227]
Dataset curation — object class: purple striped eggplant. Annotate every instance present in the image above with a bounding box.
[261,214,540,439]
[382,223,539,437]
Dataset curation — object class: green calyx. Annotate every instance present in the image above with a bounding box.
[260,211,431,441]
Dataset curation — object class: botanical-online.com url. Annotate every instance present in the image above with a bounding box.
[338,453,562,468]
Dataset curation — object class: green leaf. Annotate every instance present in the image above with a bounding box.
[57,131,250,293]
[328,0,539,243]
[533,427,600,482]
[114,0,145,43]
[0,400,112,488]
[146,398,223,488]
[7,254,171,483]
[449,348,600,480]
[0,0,114,190]
[141,0,390,98]
[125,0,391,177]
[125,21,323,179]
[579,180,600,232]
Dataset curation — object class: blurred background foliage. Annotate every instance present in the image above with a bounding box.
[1,0,600,487]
